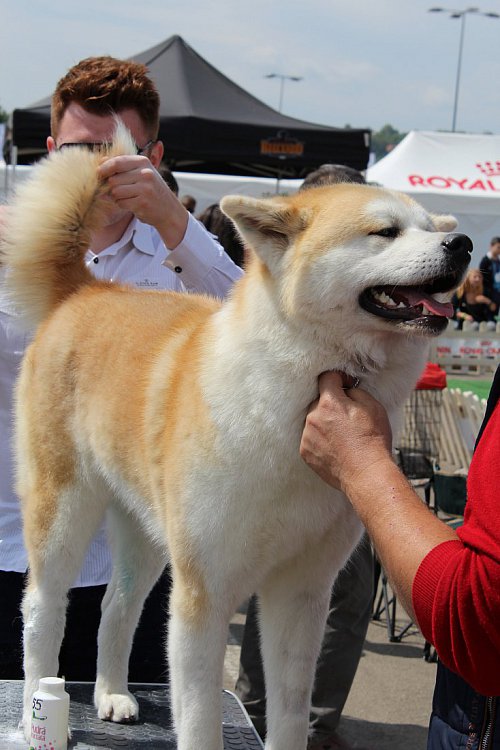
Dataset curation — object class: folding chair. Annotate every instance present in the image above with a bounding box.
[396,388,443,504]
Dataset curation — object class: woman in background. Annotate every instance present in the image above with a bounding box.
[452,268,496,329]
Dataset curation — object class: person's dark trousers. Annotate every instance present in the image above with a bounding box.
[0,571,25,678]
[427,661,499,749]
[235,535,374,743]
[0,568,171,682]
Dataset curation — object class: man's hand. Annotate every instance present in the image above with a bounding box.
[98,155,188,248]
[300,371,393,494]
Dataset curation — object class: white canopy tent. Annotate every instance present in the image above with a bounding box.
[367,130,500,268]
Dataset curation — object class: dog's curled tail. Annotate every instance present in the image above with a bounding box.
[0,121,136,329]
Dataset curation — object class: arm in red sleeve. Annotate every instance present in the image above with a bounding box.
[412,402,500,696]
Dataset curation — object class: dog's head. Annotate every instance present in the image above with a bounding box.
[221,184,472,338]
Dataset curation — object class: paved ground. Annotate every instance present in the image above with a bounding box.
[224,590,437,750]
[335,617,436,749]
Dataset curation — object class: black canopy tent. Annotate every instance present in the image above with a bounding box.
[6,35,371,177]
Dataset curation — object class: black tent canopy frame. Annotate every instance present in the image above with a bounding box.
[6,35,370,177]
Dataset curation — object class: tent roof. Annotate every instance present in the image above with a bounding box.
[134,35,331,128]
[7,35,370,177]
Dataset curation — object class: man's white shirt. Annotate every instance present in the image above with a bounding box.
[0,214,243,585]
[86,214,241,297]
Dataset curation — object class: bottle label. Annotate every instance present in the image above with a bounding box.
[30,693,68,750]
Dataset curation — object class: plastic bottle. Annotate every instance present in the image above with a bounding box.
[29,676,70,750]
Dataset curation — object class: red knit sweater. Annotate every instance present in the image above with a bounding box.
[412,397,500,696]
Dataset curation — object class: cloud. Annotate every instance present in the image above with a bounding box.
[2,0,500,135]
[421,86,451,107]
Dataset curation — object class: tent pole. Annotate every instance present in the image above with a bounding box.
[5,143,18,197]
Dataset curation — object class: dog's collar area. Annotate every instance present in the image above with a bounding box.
[340,364,368,391]
[341,376,361,390]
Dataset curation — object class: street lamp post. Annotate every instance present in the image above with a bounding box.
[428,7,499,132]
[265,73,303,113]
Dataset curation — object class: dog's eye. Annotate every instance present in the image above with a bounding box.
[370,227,400,239]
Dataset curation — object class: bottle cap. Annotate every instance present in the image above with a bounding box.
[39,677,66,696]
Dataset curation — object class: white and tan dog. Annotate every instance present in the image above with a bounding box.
[1,125,471,750]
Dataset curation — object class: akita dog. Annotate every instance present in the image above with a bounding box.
[1,125,471,750]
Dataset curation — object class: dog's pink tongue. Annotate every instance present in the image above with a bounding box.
[405,290,454,317]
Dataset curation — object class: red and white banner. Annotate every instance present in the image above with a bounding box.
[434,338,500,359]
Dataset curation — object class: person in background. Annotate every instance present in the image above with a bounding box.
[0,55,243,681]
[452,268,496,330]
[300,163,367,190]
[198,202,246,268]
[299,367,500,749]
[157,161,179,196]
[180,193,197,213]
[479,236,500,311]
[235,164,373,750]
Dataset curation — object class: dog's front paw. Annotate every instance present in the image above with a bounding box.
[96,691,139,723]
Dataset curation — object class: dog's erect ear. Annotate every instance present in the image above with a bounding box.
[220,195,309,271]
[431,213,458,232]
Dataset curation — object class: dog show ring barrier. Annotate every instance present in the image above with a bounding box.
[429,327,500,376]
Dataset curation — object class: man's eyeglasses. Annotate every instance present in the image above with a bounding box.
[56,139,156,155]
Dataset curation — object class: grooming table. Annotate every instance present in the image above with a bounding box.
[0,681,264,749]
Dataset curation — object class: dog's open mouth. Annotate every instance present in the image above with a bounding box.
[359,271,459,328]
[360,286,454,320]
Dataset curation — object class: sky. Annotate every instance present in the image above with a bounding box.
[2,0,500,136]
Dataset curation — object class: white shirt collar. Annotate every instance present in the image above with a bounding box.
[130,219,158,256]
[87,217,157,261]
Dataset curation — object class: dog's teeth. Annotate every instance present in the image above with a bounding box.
[434,292,450,303]
[373,290,397,307]
[422,305,430,316]
[397,301,406,309]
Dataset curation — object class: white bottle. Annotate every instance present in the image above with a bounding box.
[29,676,70,750]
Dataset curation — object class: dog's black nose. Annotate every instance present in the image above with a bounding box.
[441,233,473,256]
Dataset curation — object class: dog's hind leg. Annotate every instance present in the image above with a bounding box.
[94,505,168,723]
[21,482,107,739]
